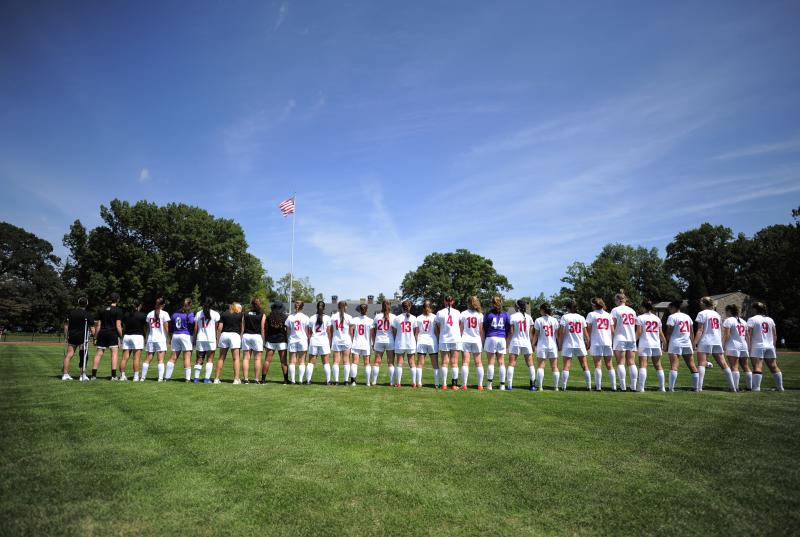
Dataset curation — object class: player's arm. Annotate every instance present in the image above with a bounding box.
[260,314,266,340]
[693,324,703,347]
[721,325,730,348]
[116,318,123,339]
[557,323,565,351]
[583,325,590,349]
[530,324,538,348]
[327,323,333,345]
[635,323,642,342]
[659,326,667,349]
[773,323,778,347]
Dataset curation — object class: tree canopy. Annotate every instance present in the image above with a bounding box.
[275,274,318,303]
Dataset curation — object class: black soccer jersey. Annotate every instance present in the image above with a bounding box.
[123,311,148,336]
[98,305,124,333]
[265,314,288,343]
[243,310,264,334]
[220,311,243,333]
[66,309,94,340]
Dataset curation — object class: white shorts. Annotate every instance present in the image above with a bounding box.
[374,341,394,353]
[510,343,532,356]
[265,341,287,351]
[613,340,637,352]
[171,334,193,352]
[121,334,144,350]
[484,336,506,354]
[351,347,371,356]
[309,342,331,356]
[462,341,482,354]
[751,347,777,359]
[288,341,308,353]
[537,348,558,359]
[698,344,723,355]
[196,340,216,352]
[638,347,662,357]
[332,340,352,352]
[416,342,438,355]
[439,342,462,352]
[668,344,693,355]
[590,344,612,357]
[562,346,587,358]
[146,340,166,353]
[726,349,749,358]
[242,334,264,352]
[219,332,242,349]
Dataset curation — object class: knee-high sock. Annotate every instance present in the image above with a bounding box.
[536,367,545,389]
[732,370,740,390]
[594,368,602,390]
[553,370,560,390]
[433,368,440,386]
[184,367,191,381]
[387,365,394,384]
[157,362,165,380]
[305,363,314,383]
[528,366,536,382]
[441,366,448,386]
[637,368,647,391]
[656,369,665,391]
[204,361,213,380]
[669,370,678,391]
[691,372,699,390]
[698,366,706,391]
[477,366,484,387]
[288,363,296,382]
[772,371,784,390]
[745,371,753,390]
[752,372,762,391]
[499,365,507,384]
[333,364,340,383]
[616,364,627,390]
[561,370,569,390]
[461,365,469,386]
[583,370,592,390]
[395,366,402,385]
[417,367,423,386]
[350,363,357,380]
[323,363,331,383]
[298,363,306,382]
[722,367,736,391]
[609,367,617,390]
[165,362,175,379]
[507,366,514,387]
[363,364,371,384]
[193,364,202,380]
[141,363,149,380]
[487,364,494,382]
[371,365,379,384]
[629,365,638,390]
[451,367,458,383]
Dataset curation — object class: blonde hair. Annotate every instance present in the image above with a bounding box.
[491,296,502,313]
[468,296,482,313]
[231,302,242,313]
[700,296,715,309]
[615,289,626,304]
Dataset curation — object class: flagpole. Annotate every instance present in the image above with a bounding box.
[288,194,296,310]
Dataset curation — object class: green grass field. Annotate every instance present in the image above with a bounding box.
[1,344,798,537]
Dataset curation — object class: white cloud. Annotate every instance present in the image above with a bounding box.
[711,137,800,160]
[138,167,150,182]
[274,1,289,30]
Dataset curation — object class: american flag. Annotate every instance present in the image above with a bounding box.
[278,196,295,217]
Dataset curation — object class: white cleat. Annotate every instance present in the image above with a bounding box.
[79,374,90,382]
[233,379,241,385]
[500,385,506,391]
[213,379,221,384]
[120,373,127,381]
[157,379,164,382]
[487,384,493,391]
[62,374,73,381]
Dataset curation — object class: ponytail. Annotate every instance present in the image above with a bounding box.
[315,300,325,329]
[203,297,213,318]
[338,300,347,328]
[402,299,411,320]
[444,295,454,316]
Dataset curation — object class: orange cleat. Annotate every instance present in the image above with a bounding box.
[451,385,459,391]
[461,385,467,391]
[441,385,448,391]
[477,385,484,391]
[411,383,417,389]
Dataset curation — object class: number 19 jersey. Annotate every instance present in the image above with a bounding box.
[461,309,483,344]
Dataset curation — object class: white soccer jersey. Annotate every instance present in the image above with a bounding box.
[461,310,484,343]
[146,310,171,343]
[696,309,722,346]
[509,312,533,345]
[308,314,331,347]
[534,315,559,350]
[331,312,353,346]
[392,313,417,349]
[436,308,462,344]
[285,312,310,344]
[560,313,587,349]
[723,316,748,352]
[195,309,220,342]
[586,310,613,347]
[747,315,776,349]
[666,312,693,347]
[415,313,437,345]
[611,305,637,343]
[636,312,662,349]
[352,315,374,350]
[373,313,396,344]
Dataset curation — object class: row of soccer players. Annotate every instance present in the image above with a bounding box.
[62,291,783,392]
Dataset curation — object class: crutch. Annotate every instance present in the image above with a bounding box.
[80,317,89,379]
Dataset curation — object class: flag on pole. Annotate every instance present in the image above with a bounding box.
[278,196,295,217]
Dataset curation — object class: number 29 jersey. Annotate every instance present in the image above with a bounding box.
[585,310,612,347]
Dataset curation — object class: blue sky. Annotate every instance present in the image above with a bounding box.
[1,0,799,300]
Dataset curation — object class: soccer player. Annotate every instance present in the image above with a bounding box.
[264,303,288,384]
[722,304,751,391]
[141,297,171,381]
[507,299,534,391]
[215,302,243,384]
[372,301,395,386]
[308,300,332,385]
[635,299,667,392]
[241,298,266,384]
[91,292,124,380]
[694,297,736,392]
[558,298,590,391]
[285,300,310,384]
[167,298,195,382]
[747,302,783,392]
[415,299,438,388]
[533,302,560,391]
[435,296,462,390]
[62,297,95,381]
[331,301,354,385]
[483,296,510,390]
[586,297,615,391]
[392,300,417,388]
[665,300,696,391]
[194,298,220,384]
[460,296,484,390]
[119,299,147,381]
[352,304,375,386]
[611,290,638,391]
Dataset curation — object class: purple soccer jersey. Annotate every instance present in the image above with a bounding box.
[484,311,510,338]
[171,311,195,335]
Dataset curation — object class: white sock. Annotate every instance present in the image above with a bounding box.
[656,369,665,391]
[500,365,507,384]
[165,362,175,379]
[553,370,560,389]
[561,370,569,390]
[288,363,296,382]
[141,363,150,380]
[333,364,340,383]
[298,363,306,382]
[609,367,617,390]
[594,368,602,390]
[477,366,484,387]
[193,364,201,380]
[433,368,440,386]
[350,363,357,380]
[691,372,699,390]
[528,365,536,382]
[617,365,627,390]
[157,363,165,381]
[133,372,140,381]
[388,365,395,384]
[698,366,706,391]
[417,367,423,386]
[722,367,735,391]
[536,367,544,389]
[753,373,762,391]
[732,370,740,390]
[461,365,469,387]
[487,364,494,383]
[507,366,514,387]
[637,367,647,391]
[584,370,592,390]
[395,366,402,385]
[324,363,331,383]
[451,367,459,382]
[441,366,448,385]
[745,371,753,390]
[371,365,379,384]
[669,370,678,391]
[306,363,314,383]
[629,365,638,391]
[184,367,191,381]
[204,361,213,380]
[772,371,784,390]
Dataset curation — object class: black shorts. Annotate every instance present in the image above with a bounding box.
[96,330,120,348]
[68,332,87,346]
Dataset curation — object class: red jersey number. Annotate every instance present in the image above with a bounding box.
[597,318,610,330]
[644,320,659,333]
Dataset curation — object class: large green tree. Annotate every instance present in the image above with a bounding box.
[275,274,317,303]
[665,223,737,294]
[62,199,265,310]
[0,222,69,329]
[400,249,512,308]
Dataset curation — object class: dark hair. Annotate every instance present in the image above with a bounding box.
[700,296,715,309]
[423,299,433,315]
[203,297,213,318]
[668,300,683,313]
[338,300,347,328]
[315,300,325,329]
[725,304,740,322]
[268,303,286,329]
[294,300,305,312]
[109,292,120,303]
[382,300,391,318]
[77,297,88,308]
[642,299,654,312]
[591,297,606,310]
[539,302,552,316]
[752,301,767,315]
[444,295,454,316]
[468,296,481,313]
[154,297,165,310]
[250,297,262,314]
[516,299,527,314]
[132,298,142,310]
[565,298,577,313]
[402,299,411,319]
[358,303,368,315]
[182,298,193,313]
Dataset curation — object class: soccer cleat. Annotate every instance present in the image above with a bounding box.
[157,379,163,383]
[506,386,513,391]
[500,385,506,391]
[487,383,493,391]
[193,378,199,384]
[62,374,73,381]
[233,379,241,385]
[461,385,467,391]
[252,380,261,385]
[185,379,191,383]
[243,379,249,384]
[411,383,417,389]
[395,384,401,388]
[351,380,357,386]
[441,385,447,391]
[213,379,221,384]
[119,373,127,381]
[203,378,210,384]
[306,380,312,385]
[110,377,118,382]
[139,377,146,382]
[451,385,459,391]
[477,385,484,391]
[530,385,537,391]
